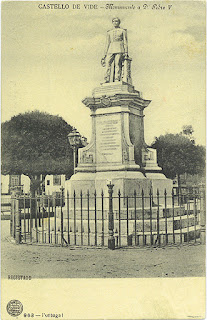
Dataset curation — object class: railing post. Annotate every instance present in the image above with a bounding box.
[149,188,153,246]
[73,190,76,245]
[15,196,22,244]
[101,189,104,246]
[60,187,64,246]
[10,186,22,241]
[172,189,175,244]
[80,190,83,246]
[156,189,160,246]
[164,189,168,245]
[134,190,137,246]
[142,189,145,246]
[67,190,70,245]
[94,190,97,246]
[10,196,15,237]
[200,184,206,244]
[118,189,121,247]
[107,182,115,250]
[87,190,90,246]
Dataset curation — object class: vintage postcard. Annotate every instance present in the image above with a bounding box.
[1,1,206,319]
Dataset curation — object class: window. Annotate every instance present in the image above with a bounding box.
[10,175,21,187]
[47,180,50,186]
[53,175,61,186]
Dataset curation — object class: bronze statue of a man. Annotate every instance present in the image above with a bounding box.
[102,17,128,83]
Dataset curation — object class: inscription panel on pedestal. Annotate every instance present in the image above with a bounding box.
[96,114,122,164]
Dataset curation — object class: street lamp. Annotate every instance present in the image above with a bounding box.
[68,128,81,173]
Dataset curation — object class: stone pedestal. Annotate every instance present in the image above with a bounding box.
[67,82,172,208]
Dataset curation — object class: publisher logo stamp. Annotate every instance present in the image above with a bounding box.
[7,300,23,317]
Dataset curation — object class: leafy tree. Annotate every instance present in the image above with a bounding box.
[151,133,205,193]
[1,111,75,197]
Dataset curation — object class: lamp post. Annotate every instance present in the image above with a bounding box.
[68,128,81,174]
[107,181,115,250]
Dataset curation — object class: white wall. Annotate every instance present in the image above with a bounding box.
[21,175,30,193]
[1,175,10,194]
[1,174,67,195]
[1,174,30,194]
[44,175,66,195]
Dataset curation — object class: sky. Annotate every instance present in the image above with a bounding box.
[2,1,206,146]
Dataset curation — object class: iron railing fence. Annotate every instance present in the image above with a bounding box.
[9,186,206,249]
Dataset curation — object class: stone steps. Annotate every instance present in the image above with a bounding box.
[25,226,201,246]
[61,206,198,220]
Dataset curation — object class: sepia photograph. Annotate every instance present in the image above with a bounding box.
[1,1,206,319]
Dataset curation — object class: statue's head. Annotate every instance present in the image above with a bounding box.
[112,17,121,27]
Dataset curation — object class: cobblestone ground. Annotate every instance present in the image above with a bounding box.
[1,220,205,279]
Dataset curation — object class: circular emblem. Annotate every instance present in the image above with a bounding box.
[100,96,111,107]
[7,300,23,317]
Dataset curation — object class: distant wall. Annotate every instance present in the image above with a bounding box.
[1,174,30,194]
[1,175,10,194]
[1,174,67,195]
[45,175,66,195]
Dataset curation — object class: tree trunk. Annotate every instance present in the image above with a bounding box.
[30,179,37,228]
[30,175,42,227]
[29,175,47,226]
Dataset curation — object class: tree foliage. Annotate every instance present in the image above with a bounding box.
[151,133,205,180]
[180,125,195,144]
[181,125,194,137]
[1,111,74,190]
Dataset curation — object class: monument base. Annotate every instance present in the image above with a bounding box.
[68,80,173,213]
[66,170,173,208]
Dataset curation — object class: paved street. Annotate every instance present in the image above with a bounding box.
[1,220,205,279]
